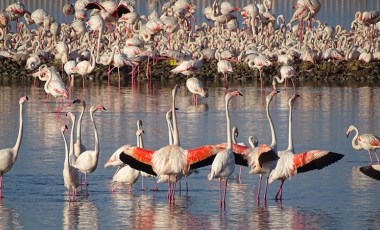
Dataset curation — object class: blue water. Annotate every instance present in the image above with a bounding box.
[0,80,379,229]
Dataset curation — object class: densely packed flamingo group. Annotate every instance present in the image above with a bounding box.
[0,0,379,209]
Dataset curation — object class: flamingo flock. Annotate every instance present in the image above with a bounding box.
[1,0,380,209]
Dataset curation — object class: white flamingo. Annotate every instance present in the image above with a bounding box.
[72,99,87,158]
[186,77,208,105]
[346,125,380,163]
[74,105,106,197]
[62,113,79,201]
[209,90,242,209]
[0,96,28,199]
[273,65,297,91]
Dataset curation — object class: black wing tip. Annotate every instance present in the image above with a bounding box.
[119,153,157,176]
[360,165,380,181]
[190,155,216,170]
[258,149,279,167]
[234,152,248,167]
[297,151,345,174]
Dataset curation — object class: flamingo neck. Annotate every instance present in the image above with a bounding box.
[76,103,85,144]
[172,89,180,146]
[139,134,144,148]
[12,102,24,157]
[226,96,232,150]
[351,127,361,150]
[166,115,174,145]
[69,117,76,165]
[62,130,69,169]
[275,74,285,84]
[90,109,99,155]
[287,101,294,153]
[44,69,52,92]
[106,46,117,65]
[267,97,277,152]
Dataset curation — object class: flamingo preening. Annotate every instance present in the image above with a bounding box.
[0,96,28,199]
[186,77,208,105]
[346,125,380,164]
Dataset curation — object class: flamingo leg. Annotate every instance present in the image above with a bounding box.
[223,179,228,209]
[264,176,269,202]
[275,180,285,200]
[238,166,242,183]
[219,179,223,208]
[375,150,380,163]
[141,176,145,191]
[257,175,263,200]
[368,150,373,163]
[112,182,120,193]
[153,177,158,191]
[291,78,296,91]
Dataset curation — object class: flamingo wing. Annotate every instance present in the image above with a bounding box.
[294,150,344,174]
[119,146,156,175]
[257,145,279,167]
[359,165,380,181]
[114,4,131,18]
[85,2,104,10]
[187,145,222,170]
[214,143,249,154]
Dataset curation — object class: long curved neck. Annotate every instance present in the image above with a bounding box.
[139,133,144,148]
[62,131,69,169]
[76,103,85,144]
[12,102,24,154]
[351,128,361,150]
[44,70,52,91]
[172,89,180,146]
[226,96,232,150]
[274,75,285,83]
[287,101,294,152]
[267,97,277,152]
[166,115,174,145]
[106,46,117,65]
[90,110,99,155]
[69,117,75,164]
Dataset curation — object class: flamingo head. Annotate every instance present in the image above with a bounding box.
[61,125,68,133]
[96,105,106,111]
[72,98,82,104]
[65,112,75,122]
[19,96,28,104]
[346,125,356,137]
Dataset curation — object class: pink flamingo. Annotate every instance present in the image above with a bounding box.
[73,48,96,88]
[86,14,105,60]
[5,2,28,33]
[72,99,87,158]
[73,105,106,197]
[0,96,28,199]
[269,94,344,200]
[209,90,242,209]
[346,125,380,163]
[43,66,69,112]
[186,77,208,105]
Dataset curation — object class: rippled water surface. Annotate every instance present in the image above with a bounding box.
[0,79,380,229]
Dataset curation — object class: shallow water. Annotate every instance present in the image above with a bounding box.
[0,78,379,229]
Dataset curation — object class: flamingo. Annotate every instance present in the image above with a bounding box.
[151,84,186,201]
[111,163,140,193]
[346,125,380,163]
[85,14,104,60]
[73,105,106,197]
[273,65,296,91]
[209,90,242,209]
[73,48,96,88]
[269,94,344,200]
[62,113,80,201]
[360,165,380,181]
[186,77,208,105]
[0,96,28,199]
[43,66,69,112]
[232,127,245,183]
[85,0,132,28]
[240,89,280,202]
[63,1,75,16]
[72,99,87,158]
[137,120,158,191]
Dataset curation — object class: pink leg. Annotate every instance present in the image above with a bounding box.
[291,78,296,91]
[275,180,285,200]
[223,179,228,209]
[112,182,120,193]
[167,180,171,200]
[368,150,373,163]
[186,178,189,192]
[219,179,223,208]
[85,173,89,197]
[375,151,380,163]
[152,177,158,191]
[263,176,269,201]
[257,175,263,200]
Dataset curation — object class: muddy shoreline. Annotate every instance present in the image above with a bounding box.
[1,59,380,85]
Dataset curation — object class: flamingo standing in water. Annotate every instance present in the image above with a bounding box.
[346,125,380,163]
[152,84,186,201]
[209,90,242,209]
[62,113,79,201]
[43,66,69,113]
[269,94,344,200]
[186,77,208,105]
[0,96,28,199]
[74,105,106,197]
[273,65,296,91]
[137,120,158,191]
